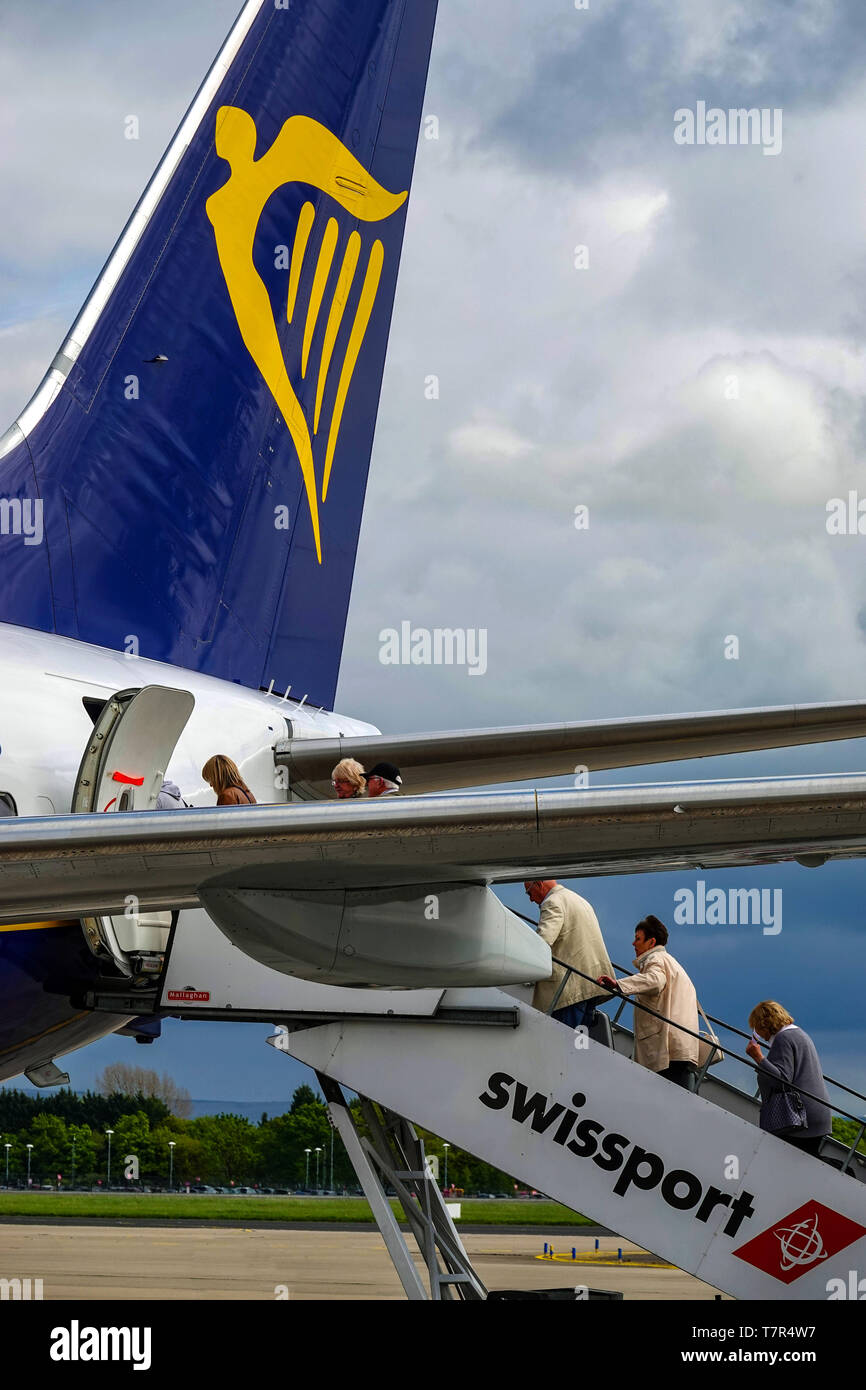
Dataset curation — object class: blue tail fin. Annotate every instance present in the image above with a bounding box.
[0,0,438,708]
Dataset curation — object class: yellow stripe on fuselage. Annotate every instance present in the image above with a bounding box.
[0,920,71,933]
[0,1010,93,1060]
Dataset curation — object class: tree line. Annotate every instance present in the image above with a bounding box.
[0,1078,519,1191]
[6,1066,856,1191]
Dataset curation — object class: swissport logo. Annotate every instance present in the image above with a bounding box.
[478,1071,756,1237]
[166,989,210,1003]
[734,1200,866,1285]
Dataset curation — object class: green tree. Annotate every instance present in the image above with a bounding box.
[285,1104,332,1187]
[111,1112,152,1184]
[65,1124,95,1186]
[190,1114,258,1184]
[289,1084,319,1113]
[149,1125,205,1186]
[258,1089,354,1188]
[24,1114,69,1184]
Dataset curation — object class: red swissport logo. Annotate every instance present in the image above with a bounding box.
[166,990,210,1003]
[734,1199,866,1285]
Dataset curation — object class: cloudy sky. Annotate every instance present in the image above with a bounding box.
[2,0,866,1110]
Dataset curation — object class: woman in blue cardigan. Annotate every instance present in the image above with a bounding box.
[745,1000,831,1156]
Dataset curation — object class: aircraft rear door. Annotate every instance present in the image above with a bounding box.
[72,686,195,978]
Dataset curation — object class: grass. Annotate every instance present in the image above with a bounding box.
[0,1193,592,1226]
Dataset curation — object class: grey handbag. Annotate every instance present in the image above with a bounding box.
[764,1084,807,1135]
[696,1001,723,1068]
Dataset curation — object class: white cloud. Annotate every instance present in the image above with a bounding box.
[449,418,535,462]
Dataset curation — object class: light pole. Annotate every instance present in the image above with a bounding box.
[71,1138,76,1188]
[315,1147,322,1192]
[168,1141,176,1190]
[105,1130,114,1189]
[329,1126,334,1193]
[4,1143,10,1188]
[304,1148,311,1190]
[26,1143,33,1187]
[442,1143,450,1192]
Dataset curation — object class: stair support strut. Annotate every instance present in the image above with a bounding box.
[316,1071,487,1301]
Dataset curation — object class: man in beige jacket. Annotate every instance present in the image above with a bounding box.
[525,880,612,1030]
[598,916,700,1090]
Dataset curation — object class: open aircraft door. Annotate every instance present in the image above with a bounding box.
[72,686,195,980]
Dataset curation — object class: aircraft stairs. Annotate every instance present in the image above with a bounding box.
[146,908,866,1300]
[273,980,866,1301]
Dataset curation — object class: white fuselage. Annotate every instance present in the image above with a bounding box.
[0,621,379,817]
[0,620,380,1084]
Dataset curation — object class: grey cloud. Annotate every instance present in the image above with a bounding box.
[0,0,238,275]
[4,0,866,742]
[476,0,866,172]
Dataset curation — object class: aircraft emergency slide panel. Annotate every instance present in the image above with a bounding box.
[198,882,552,987]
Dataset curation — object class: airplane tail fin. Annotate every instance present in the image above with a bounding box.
[0,0,438,707]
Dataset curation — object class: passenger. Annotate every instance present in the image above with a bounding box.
[745,1001,831,1156]
[331,758,367,799]
[201,755,257,805]
[364,761,403,798]
[524,880,612,1031]
[155,779,188,809]
[598,916,699,1090]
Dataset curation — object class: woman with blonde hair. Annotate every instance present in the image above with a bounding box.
[331,758,366,799]
[745,1001,831,1156]
[202,755,257,806]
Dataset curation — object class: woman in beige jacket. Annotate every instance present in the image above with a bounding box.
[599,915,699,1089]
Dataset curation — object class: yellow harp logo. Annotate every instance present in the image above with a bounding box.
[206,108,408,562]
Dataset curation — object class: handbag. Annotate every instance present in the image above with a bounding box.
[696,1001,723,1068]
[764,1084,807,1135]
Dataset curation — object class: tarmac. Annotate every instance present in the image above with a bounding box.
[0,1225,727,1300]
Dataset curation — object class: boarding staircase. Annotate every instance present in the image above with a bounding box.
[151,907,866,1301]
[273,989,866,1301]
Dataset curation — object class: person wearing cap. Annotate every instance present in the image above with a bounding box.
[365,762,403,798]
